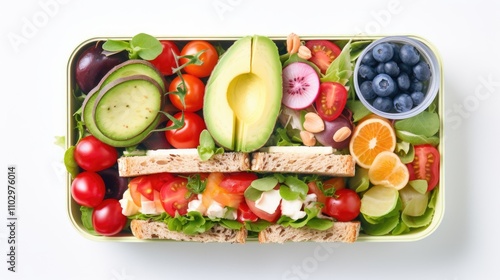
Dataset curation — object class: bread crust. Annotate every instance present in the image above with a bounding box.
[251,153,355,177]
[130,220,247,243]
[258,222,360,243]
[118,152,251,177]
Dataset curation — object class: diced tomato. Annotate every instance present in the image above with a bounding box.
[237,201,259,223]
[159,177,195,216]
[219,172,258,194]
[202,172,244,209]
[245,196,281,223]
[407,144,440,191]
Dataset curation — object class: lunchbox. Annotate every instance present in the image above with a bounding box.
[66,35,445,242]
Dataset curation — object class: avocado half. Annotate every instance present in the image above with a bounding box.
[204,35,282,152]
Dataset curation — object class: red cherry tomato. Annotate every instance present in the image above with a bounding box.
[245,197,281,223]
[92,199,127,236]
[237,201,259,223]
[159,177,194,216]
[168,74,205,112]
[149,40,180,76]
[71,171,106,207]
[179,40,219,78]
[407,144,440,191]
[307,181,327,205]
[305,40,342,74]
[219,172,258,195]
[324,189,361,222]
[315,82,347,121]
[165,112,206,149]
[74,135,118,172]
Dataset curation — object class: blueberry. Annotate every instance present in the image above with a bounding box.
[372,97,393,112]
[399,63,412,74]
[393,93,414,112]
[409,79,423,92]
[413,61,431,81]
[372,74,396,97]
[397,72,410,91]
[384,61,400,77]
[360,81,377,100]
[360,51,377,66]
[358,64,377,80]
[399,44,420,66]
[411,91,425,106]
[390,43,401,62]
[376,62,386,74]
[372,43,394,62]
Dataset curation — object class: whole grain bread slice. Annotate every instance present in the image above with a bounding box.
[251,152,355,177]
[118,152,250,177]
[130,220,247,243]
[258,222,360,243]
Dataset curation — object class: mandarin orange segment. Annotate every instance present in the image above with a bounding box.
[368,151,409,190]
[349,118,396,168]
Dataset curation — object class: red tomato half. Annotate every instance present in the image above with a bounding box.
[165,112,206,149]
[315,82,347,121]
[74,135,118,172]
[324,189,360,222]
[219,172,258,195]
[160,177,194,216]
[179,40,219,78]
[407,144,440,191]
[149,40,180,76]
[71,171,106,208]
[92,199,127,236]
[168,74,205,112]
[245,197,281,223]
[305,40,342,74]
[237,201,259,223]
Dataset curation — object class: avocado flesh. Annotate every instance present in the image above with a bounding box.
[204,35,282,152]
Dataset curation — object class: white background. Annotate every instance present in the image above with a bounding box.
[1,0,499,279]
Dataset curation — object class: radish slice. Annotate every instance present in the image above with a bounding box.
[281,62,320,109]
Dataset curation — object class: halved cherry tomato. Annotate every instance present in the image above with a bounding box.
[160,177,194,216]
[305,40,342,74]
[149,40,180,76]
[245,196,281,223]
[179,40,218,78]
[128,173,176,206]
[237,201,259,223]
[323,177,345,192]
[219,172,258,195]
[202,172,243,209]
[407,144,440,191]
[307,181,326,205]
[165,112,206,149]
[168,74,205,112]
[315,82,347,121]
[324,189,360,222]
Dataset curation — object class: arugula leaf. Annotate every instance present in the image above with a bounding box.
[284,176,309,200]
[183,174,206,195]
[279,185,300,201]
[197,129,224,161]
[346,100,371,122]
[245,220,272,232]
[219,219,243,230]
[396,130,440,146]
[347,166,370,193]
[350,40,371,61]
[80,206,98,235]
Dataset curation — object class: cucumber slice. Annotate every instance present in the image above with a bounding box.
[360,185,399,217]
[80,60,166,147]
[93,75,163,141]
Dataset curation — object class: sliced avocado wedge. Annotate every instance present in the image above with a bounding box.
[92,75,163,141]
[204,35,282,152]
